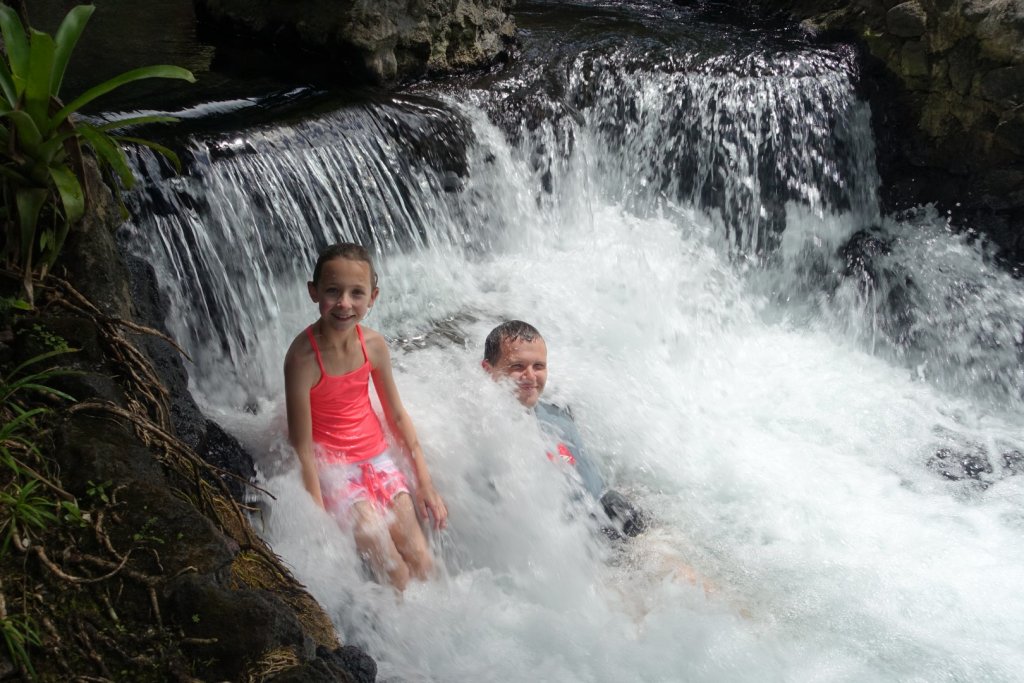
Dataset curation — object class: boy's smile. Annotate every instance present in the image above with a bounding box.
[483,337,548,408]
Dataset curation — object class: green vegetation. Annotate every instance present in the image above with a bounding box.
[0,342,76,678]
[0,3,194,304]
[0,605,41,679]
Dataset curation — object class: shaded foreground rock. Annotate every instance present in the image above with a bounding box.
[195,0,516,84]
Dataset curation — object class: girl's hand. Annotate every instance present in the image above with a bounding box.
[416,484,448,530]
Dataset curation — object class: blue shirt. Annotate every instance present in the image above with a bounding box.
[534,402,605,500]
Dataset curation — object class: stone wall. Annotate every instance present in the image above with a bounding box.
[195,0,516,83]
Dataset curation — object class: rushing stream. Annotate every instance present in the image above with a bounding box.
[121,2,1024,680]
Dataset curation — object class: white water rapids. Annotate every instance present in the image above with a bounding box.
[121,14,1024,681]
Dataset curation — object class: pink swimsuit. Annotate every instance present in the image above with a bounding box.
[306,325,408,517]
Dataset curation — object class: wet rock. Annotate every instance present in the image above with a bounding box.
[900,39,930,80]
[166,574,314,680]
[978,64,1024,103]
[927,445,994,483]
[268,645,377,683]
[59,157,133,319]
[1003,449,1024,475]
[324,646,378,683]
[201,419,257,500]
[839,228,918,347]
[194,0,516,85]
[124,251,256,494]
[54,413,238,575]
[887,1,928,37]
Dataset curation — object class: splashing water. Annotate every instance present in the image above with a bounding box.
[122,4,1024,681]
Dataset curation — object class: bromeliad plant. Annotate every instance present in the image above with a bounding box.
[0,4,194,303]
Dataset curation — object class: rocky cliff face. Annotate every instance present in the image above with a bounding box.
[757,0,1024,261]
[195,0,516,83]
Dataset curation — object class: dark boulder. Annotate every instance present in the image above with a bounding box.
[194,0,516,84]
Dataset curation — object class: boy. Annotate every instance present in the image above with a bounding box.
[481,320,645,538]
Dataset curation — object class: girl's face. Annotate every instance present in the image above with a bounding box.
[307,257,379,331]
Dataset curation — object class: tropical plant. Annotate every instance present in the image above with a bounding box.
[0,4,194,303]
[0,347,76,548]
[0,604,41,678]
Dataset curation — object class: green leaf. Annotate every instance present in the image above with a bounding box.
[5,346,76,379]
[25,30,55,128]
[51,65,195,125]
[0,165,31,184]
[0,6,29,91]
[49,164,84,224]
[116,135,182,173]
[9,382,76,402]
[51,4,95,98]
[0,53,17,107]
[40,174,80,272]
[78,123,133,187]
[15,187,47,262]
[97,114,179,131]
[35,130,72,167]
[4,109,43,154]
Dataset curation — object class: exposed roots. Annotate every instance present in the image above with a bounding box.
[246,646,301,683]
[41,274,186,429]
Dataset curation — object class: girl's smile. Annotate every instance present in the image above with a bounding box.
[308,257,379,331]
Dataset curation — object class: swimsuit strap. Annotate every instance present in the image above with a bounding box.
[356,324,371,366]
[305,326,328,376]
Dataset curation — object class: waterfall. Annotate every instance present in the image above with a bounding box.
[120,4,1024,680]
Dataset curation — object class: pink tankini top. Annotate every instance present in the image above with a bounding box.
[306,324,388,464]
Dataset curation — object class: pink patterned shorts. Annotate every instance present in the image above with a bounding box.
[316,448,410,522]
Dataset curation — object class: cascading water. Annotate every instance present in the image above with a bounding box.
[121,2,1024,680]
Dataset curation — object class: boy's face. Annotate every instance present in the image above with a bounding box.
[482,336,548,408]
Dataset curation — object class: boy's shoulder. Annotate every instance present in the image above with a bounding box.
[535,401,575,428]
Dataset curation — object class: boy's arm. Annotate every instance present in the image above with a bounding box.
[284,342,324,508]
[365,332,448,529]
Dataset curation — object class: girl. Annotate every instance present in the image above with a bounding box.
[284,242,447,591]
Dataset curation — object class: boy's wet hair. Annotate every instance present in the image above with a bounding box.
[311,242,378,288]
[484,320,542,365]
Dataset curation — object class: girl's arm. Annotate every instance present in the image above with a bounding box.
[366,332,448,529]
[284,341,324,508]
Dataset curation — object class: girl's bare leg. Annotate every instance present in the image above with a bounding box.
[387,492,433,581]
[350,501,410,590]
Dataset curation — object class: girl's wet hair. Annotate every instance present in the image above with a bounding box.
[484,320,542,365]
[312,242,378,287]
